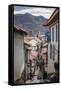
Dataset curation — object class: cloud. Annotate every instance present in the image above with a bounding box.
[14,6,55,19]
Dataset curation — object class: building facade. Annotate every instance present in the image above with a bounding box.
[44,8,59,73]
[14,27,27,82]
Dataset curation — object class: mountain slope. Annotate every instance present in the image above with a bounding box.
[14,13,48,35]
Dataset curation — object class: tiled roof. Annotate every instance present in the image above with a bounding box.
[14,25,28,35]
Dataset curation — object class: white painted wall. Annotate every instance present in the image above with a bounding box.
[14,32,25,81]
[48,23,58,73]
[48,44,55,73]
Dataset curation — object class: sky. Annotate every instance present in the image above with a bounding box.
[14,6,56,19]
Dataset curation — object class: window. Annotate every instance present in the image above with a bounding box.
[50,28,52,42]
[52,27,54,42]
[36,45,39,51]
[49,28,51,42]
[53,45,55,61]
[50,44,52,59]
[56,24,58,42]
[50,44,55,60]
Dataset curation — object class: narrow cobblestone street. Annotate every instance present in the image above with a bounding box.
[26,67,43,84]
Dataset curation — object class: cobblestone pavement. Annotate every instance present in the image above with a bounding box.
[26,67,43,84]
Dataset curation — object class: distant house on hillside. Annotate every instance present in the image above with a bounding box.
[44,8,59,74]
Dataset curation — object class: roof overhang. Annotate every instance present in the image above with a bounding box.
[43,8,59,26]
[14,27,27,35]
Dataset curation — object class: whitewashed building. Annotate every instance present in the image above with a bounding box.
[14,27,27,82]
[44,8,59,73]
